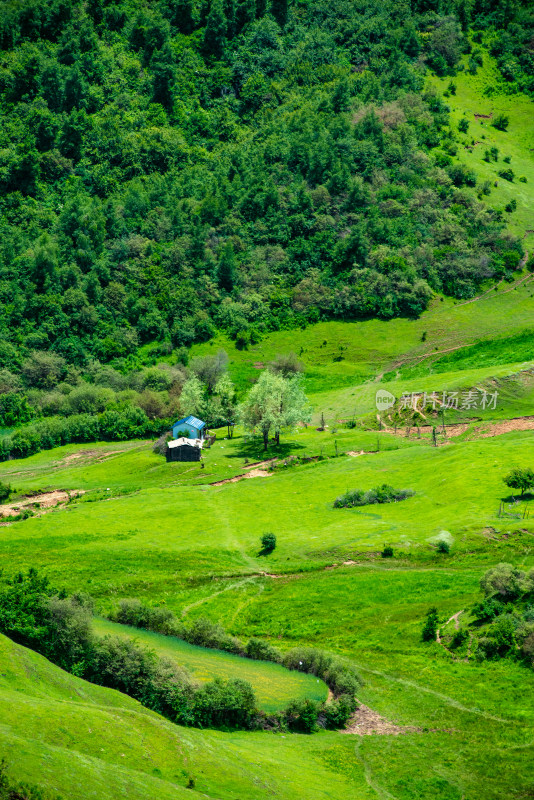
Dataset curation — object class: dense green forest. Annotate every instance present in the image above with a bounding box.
[0,0,532,429]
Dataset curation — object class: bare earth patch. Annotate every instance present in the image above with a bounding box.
[341,704,421,736]
[0,490,84,520]
[211,469,273,486]
[57,443,150,468]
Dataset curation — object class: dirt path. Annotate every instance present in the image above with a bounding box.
[341,704,421,736]
[436,610,463,645]
[457,270,532,306]
[0,490,84,520]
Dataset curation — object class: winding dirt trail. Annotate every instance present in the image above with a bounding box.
[436,610,463,646]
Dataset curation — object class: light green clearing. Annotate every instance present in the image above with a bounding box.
[93,617,328,712]
[189,280,534,416]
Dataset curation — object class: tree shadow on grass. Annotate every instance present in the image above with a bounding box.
[500,492,534,503]
[222,436,306,462]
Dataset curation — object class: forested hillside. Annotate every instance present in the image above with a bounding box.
[0,0,532,381]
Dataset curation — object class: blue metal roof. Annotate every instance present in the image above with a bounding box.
[173,415,206,430]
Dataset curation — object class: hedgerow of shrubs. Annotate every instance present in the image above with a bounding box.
[0,572,360,734]
[334,484,415,508]
[0,408,163,461]
[111,599,361,702]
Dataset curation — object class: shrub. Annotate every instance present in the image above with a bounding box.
[437,540,450,554]
[283,647,361,697]
[448,164,476,187]
[505,200,517,213]
[284,698,320,733]
[112,598,182,636]
[458,118,469,133]
[381,545,394,558]
[450,629,468,649]
[187,617,242,654]
[492,113,509,131]
[0,481,10,502]
[476,636,499,660]
[191,677,257,729]
[245,637,282,663]
[320,695,357,729]
[334,485,414,508]
[498,168,514,182]
[489,615,516,656]
[422,607,439,642]
[260,532,277,554]
[472,597,505,622]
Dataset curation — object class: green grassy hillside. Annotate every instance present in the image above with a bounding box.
[1,2,534,798]
[430,49,534,250]
[190,278,534,416]
[1,353,533,799]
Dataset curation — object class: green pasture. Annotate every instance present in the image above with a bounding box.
[429,50,534,249]
[92,617,328,712]
[0,430,532,602]
[2,559,534,800]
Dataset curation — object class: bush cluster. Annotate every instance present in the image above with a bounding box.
[112,599,361,698]
[431,564,534,665]
[334,484,415,508]
[472,564,534,665]
[0,571,255,730]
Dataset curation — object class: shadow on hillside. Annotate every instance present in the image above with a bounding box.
[221,437,306,462]
[500,493,534,503]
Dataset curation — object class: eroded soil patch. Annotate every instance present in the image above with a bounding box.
[211,469,273,486]
[0,490,84,520]
[341,704,421,736]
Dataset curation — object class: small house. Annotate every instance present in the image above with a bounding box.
[172,415,206,441]
[166,437,203,462]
